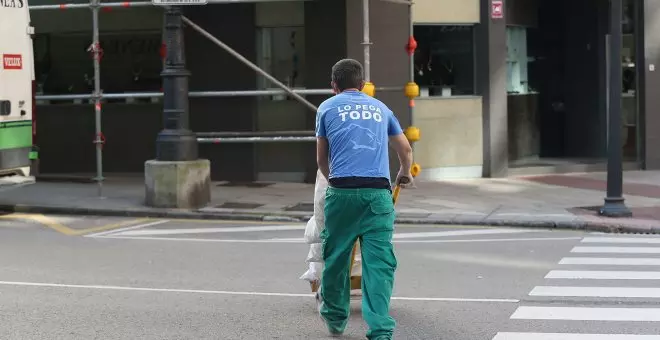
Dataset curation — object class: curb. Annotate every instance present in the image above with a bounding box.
[0,204,657,234]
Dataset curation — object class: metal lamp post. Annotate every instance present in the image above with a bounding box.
[600,0,632,217]
[156,6,198,161]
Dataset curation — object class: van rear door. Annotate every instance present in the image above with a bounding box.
[0,0,35,175]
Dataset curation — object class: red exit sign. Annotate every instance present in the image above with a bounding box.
[2,54,22,70]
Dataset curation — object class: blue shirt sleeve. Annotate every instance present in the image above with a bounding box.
[387,110,404,136]
[315,108,327,137]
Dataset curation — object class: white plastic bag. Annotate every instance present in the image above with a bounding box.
[300,261,324,282]
[299,251,362,282]
[306,243,323,263]
[303,170,328,244]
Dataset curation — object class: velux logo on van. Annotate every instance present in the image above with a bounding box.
[2,54,22,70]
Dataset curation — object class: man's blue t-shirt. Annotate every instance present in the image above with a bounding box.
[316,90,404,180]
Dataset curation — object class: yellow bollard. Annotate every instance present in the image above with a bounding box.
[362,81,376,97]
[404,126,420,143]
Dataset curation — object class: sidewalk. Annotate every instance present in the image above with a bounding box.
[0,171,659,233]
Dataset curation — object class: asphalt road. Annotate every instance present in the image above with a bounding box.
[0,214,659,339]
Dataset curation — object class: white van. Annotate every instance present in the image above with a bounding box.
[0,0,36,177]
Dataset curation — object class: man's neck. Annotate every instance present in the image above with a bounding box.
[341,88,360,93]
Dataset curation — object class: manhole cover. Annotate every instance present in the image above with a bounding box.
[285,203,315,212]
[215,202,264,209]
[217,182,273,188]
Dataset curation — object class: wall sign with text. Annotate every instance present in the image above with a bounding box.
[491,0,504,19]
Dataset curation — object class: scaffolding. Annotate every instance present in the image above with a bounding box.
[29,0,415,195]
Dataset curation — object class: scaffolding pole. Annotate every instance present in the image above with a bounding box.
[197,136,316,143]
[29,0,311,10]
[181,16,318,112]
[362,0,371,81]
[197,131,313,137]
[34,87,403,101]
[90,0,104,197]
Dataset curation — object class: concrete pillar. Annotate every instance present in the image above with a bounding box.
[641,1,660,169]
[477,0,508,177]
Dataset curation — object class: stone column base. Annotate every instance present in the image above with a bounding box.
[145,159,211,209]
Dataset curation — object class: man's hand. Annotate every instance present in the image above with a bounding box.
[390,133,414,188]
[396,167,414,188]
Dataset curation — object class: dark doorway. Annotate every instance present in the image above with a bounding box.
[508,0,640,173]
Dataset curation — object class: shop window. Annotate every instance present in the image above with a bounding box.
[34,31,163,98]
[506,26,536,95]
[413,25,476,97]
[256,26,305,100]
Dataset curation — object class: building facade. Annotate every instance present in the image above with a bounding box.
[29,0,660,182]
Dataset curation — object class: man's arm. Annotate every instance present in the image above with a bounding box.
[389,133,413,178]
[315,106,330,180]
[316,137,330,180]
[387,111,413,186]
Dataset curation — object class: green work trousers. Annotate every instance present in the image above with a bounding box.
[319,187,397,340]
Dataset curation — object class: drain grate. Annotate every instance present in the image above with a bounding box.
[285,202,315,212]
[215,202,265,209]
[217,182,273,188]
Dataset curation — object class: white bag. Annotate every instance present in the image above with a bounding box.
[303,170,328,245]
[299,250,362,283]
[306,243,323,263]
[300,261,324,282]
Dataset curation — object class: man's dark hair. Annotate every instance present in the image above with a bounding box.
[331,59,364,92]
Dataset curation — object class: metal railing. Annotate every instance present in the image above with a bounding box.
[35,87,402,101]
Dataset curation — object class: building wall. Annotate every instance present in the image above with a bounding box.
[413,98,483,179]
[413,0,479,24]
[411,0,485,180]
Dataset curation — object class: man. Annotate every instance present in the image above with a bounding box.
[315,58,413,340]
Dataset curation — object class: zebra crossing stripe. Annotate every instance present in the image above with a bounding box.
[582,237,660,244]
[493,333,660,340]
[571,247,660,254]
[545,270,660,280]
[559,258,660,266]
[529,286,660,298]
[510,306,660,321]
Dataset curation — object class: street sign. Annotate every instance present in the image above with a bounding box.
[152,0,207,5]
[491,0,503,19]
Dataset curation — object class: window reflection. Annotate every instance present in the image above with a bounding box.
[413,25,476,97]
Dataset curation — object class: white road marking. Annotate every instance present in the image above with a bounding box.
[113,225,306,236]
[94,235,303,243]
[0,280,518,303]
[85,220,171,237]
[571,246,660,254]
[391,228,542,239]
[530,286,660,298]
[113,227,542,238]
[510,306,660,321]
[545,270,660,280]
[559,257,660,266]
[92,235,581,244]
[493,333,660,340]
[582,237,660,244]
[393,237,581,244]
